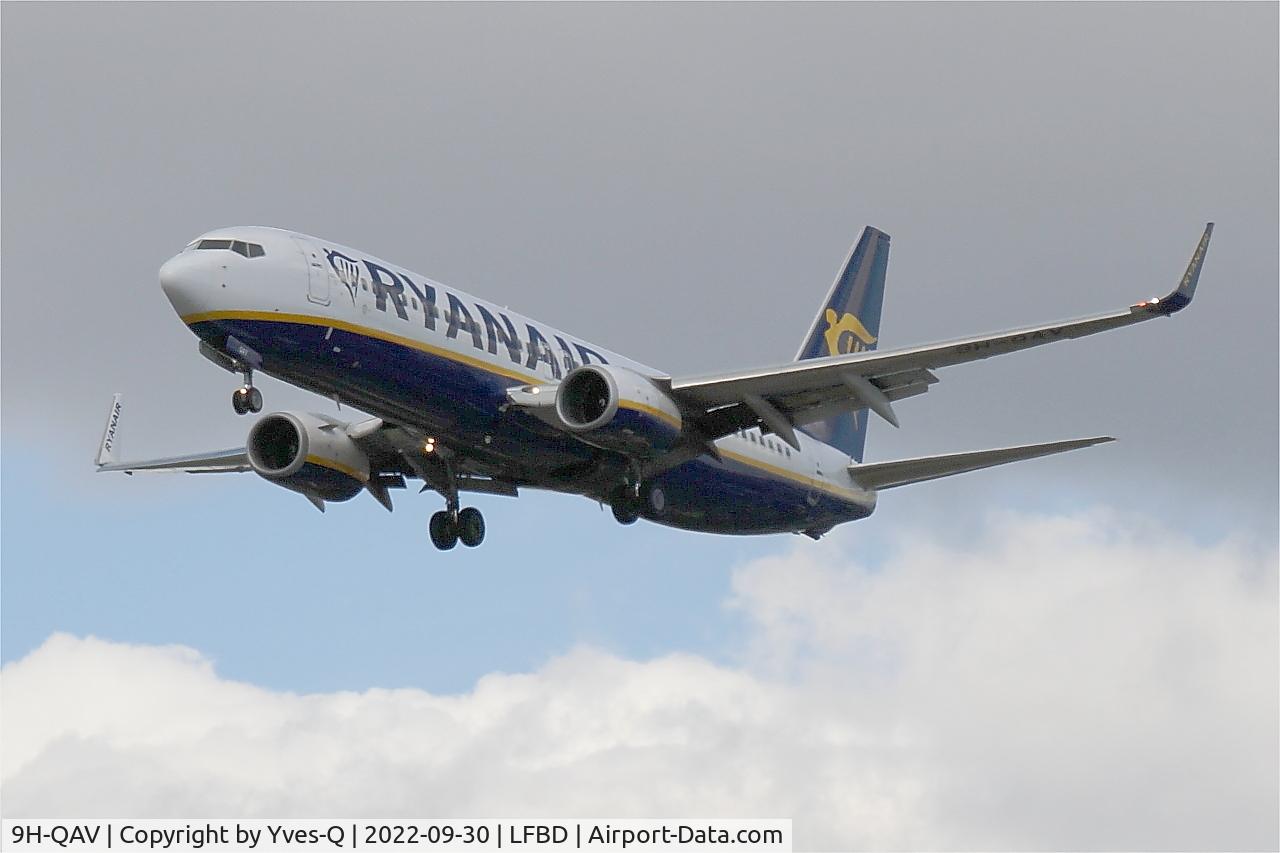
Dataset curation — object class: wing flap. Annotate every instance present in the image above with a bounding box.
[849,436,1114,490]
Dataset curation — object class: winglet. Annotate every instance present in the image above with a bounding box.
[1137,223,1213,315]
[95,394,124,468]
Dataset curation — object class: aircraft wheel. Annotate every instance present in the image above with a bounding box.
[458,507,485,547]
[610,485,640,525]
[640,482,666,517]
[232,387,250,415]
[429,510,458,550]
[246,386,263,413]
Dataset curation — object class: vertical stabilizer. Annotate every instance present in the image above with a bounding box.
[795,227,890,462]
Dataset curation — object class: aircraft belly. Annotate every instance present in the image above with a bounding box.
[185,315,872,535]
[645,456,871,535]
[186,317,598,476]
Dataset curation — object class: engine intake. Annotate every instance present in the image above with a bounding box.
[553,364,683,455]
[557,365,619,431]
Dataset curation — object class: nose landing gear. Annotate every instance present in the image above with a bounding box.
[231,368,262,415]
[232,385,262,415]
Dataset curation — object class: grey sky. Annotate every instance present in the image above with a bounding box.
[3,2,1276,536]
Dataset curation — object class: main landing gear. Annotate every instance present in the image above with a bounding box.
[429,507,485,550]
[231,368,262,415]
[426,460,485,550]
[413,440,487,551]
[429,506,485,550]
[609,480,665,526]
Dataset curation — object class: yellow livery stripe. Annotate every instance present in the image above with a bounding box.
[617,399,682,430]
[304,454,368,483]
[718,447,865,501]
[182,310,537,384]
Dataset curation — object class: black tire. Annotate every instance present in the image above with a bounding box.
[610,485,640,525]
[247,386,263,413]
[640,482,666,517]
[457,507,485,547]
[429,510,458,550]
[232,388,249,415]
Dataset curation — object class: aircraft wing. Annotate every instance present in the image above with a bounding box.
[94,394,522,513]
[97,447,251,474]
[94,395,250,473]
[669,223,1213,445]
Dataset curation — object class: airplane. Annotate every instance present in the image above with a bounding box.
[95,222,1214,550]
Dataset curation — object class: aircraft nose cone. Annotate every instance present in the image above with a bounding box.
[159,253,208,316]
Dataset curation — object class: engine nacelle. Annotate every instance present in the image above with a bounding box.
[247,412,369,503]
[553,364,684,455]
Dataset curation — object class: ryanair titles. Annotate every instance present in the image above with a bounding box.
[325,249,606,379]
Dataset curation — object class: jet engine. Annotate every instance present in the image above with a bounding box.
[247,412,369,502]
[552,364,684,455]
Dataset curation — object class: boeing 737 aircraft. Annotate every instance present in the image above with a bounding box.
[96,223,1213,550]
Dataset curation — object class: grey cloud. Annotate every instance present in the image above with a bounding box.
[1,3,1276,535]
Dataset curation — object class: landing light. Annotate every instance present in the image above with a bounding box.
[423,438,437,454]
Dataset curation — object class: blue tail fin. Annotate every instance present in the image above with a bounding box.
[795,226,891,462]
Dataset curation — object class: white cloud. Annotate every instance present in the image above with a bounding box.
[3,510,1276,850]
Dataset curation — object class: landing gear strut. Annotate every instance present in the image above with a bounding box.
[231,368,262,415]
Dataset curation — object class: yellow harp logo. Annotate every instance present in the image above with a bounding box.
[823,308,877,356]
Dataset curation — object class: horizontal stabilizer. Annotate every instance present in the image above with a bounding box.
[848,436,1114,490]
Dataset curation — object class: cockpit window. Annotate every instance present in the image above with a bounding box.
[195,238,265,258]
